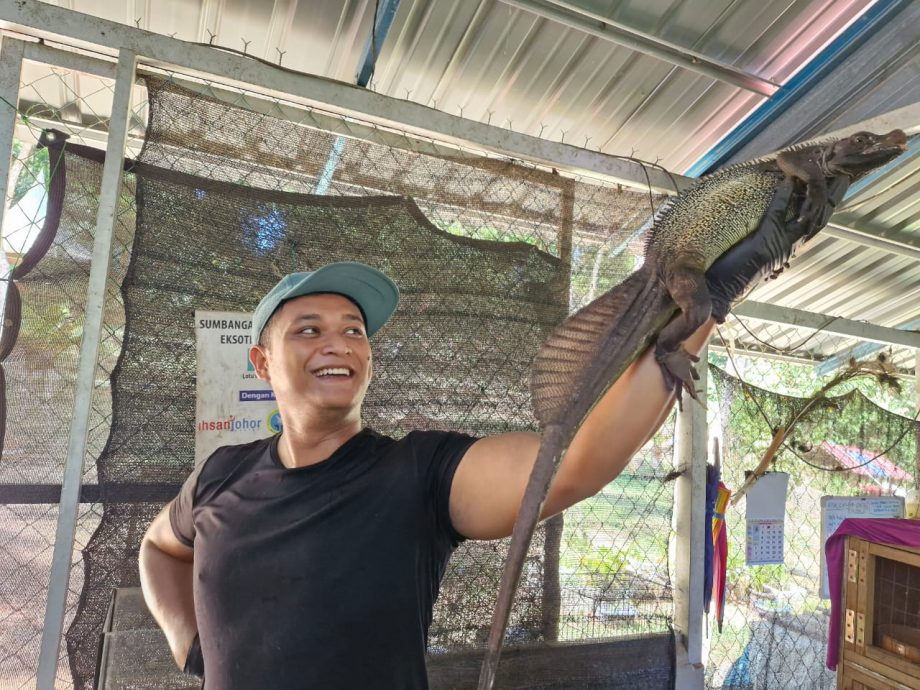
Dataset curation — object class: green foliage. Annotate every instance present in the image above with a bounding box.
[10,145,49,208]
[710,351,915,418]
[21,301,83,347]
[561,527,629,578]
[437,220,556,252]
[568,242,637,309]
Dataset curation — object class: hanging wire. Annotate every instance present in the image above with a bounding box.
[729,312,842,353]
[715,326,920,474]
[611,154,683,196]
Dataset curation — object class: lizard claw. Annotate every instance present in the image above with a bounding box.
[655,346,701,409]
[796,187,830,240]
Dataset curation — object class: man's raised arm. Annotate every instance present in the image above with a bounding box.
[448,319,714,541]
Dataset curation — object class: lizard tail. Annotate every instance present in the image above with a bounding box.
[478,425,566,690]
[478,267,674,688]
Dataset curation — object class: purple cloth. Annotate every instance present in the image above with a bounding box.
[825,517,920,670]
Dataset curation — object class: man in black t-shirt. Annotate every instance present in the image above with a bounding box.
[139,261,714,689]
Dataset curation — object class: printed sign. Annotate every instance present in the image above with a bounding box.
[195,311,280,464]
[819,495,904,598]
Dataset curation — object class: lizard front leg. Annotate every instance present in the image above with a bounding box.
[776,149,831,239]
[655,252,711,406]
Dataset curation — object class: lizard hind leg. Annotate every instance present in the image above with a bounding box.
[655,254,712,407]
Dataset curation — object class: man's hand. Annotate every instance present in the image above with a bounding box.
[706,175,851,323]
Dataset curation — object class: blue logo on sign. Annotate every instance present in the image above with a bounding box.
[267,410,282,434]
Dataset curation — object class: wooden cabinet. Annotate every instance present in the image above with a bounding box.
[837,537,920,689]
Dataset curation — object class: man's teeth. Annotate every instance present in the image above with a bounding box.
[315,367,351,377]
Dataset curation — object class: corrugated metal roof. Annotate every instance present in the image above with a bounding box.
[33,0,874,171]
[347,0,874,172]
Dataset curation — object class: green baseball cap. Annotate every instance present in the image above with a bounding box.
[251,262,399,344]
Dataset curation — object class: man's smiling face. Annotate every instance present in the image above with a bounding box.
[249,293,373,416]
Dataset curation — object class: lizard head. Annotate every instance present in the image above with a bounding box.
[822,129,907,179]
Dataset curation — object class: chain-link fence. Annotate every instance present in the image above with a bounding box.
[704,314,919,689]
[0,54,147,689]
[1,49,685,689]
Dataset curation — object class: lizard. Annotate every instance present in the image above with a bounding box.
[477,129,908,689]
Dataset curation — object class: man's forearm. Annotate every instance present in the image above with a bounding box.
[138,539,198,668]
[553,318,715,500]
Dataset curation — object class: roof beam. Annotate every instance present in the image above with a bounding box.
[496,0,779,96]
[813,316,920,376]
[21,37,116,78]
[0,0,683,194]
[355,0,401,88]
[732,300,920,349]
[16,37,647,201]
[10,9,920,265]
[824,222,920,262]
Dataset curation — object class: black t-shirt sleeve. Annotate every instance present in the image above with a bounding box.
[413,431,479,547]
[168,459,208,548]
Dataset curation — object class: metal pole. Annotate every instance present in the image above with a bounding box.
[824,222,920,262]
[671,348,708,689]
[35,47,137,690]
[496,0,779,96]
[733,301,920,350]
[914,350,919,518]
[0,36,23,318]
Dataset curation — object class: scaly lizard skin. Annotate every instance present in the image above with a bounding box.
[478,129,908,689]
